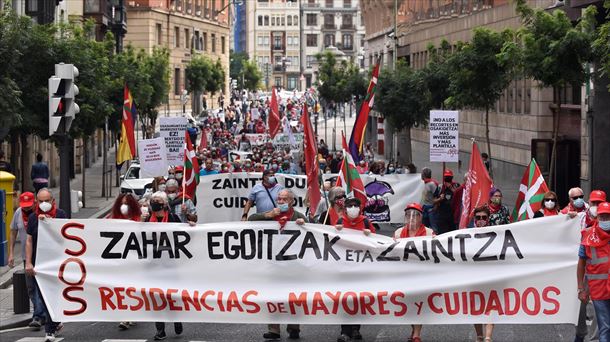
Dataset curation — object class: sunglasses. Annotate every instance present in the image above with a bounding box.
[571,195,584,200]
[335,195,346,200]
[345,204,359,208]
[544,198,557,202]
[475,215,488,220]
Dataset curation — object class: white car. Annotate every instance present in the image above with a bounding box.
[119,162,154,198]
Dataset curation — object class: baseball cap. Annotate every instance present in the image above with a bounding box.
[19,192,35,208]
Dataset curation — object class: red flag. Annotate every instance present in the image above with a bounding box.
[459,142,493,228]
[337,132,367,207]
[198,127,208,152]
[300,105,321,216]
[268,87,281,139]
[183,131,200,199]
[117,85,137,165]
[348,62,380,162]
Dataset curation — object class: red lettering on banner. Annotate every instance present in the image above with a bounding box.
[61,222,86,256]
[359,292,376,315]
[522,287,541,315]
[201,290,215,311]
[445,292,460,315]
[115,287,128,310]
[504,288,520,315]
[62,286,87,315]
[428,293,443,314]
[469,291,485,315]
[141,288,151,311]
[243,290,260,313]
[325,291,341,314]
[182,290,201,311]
[484,290,504,315]
[150,288,167,310]
[390,292,407,317]
[542,286,560,315]
[289,292,310,315]
[167,289,182,311]
[217,291,225,311]
[226,291,244,312]
[311,292,330,315]
[377,291,390,315]
[126,287,144,311]
[342,292,358,315]
[99,287,115,310]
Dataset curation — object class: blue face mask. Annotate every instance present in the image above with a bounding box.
[573,198,585,208]
[599,220,610,231]
[267,176,277,185]
[278,203,289,212]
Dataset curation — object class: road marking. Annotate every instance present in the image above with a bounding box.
[14,338,64,342]
[0,326,30,333]
[101,340,147,342]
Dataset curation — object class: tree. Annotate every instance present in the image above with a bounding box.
[205,58,226,109]
[516,0,597,187]
[229,50,248,81]
[140,47,170,132]
[446,27,518,178]
[421,40,452,110]
[592,0,610,92]
[240,59,263,91]
[186,55,213,113]
[315,51,349,108]
[376,61,430,162]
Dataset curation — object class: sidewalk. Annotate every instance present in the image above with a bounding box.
[0,148,120,330]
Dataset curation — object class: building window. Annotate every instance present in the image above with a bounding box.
[221,36,225,54]
[324,34,335,47]
[174,68,181,95]
[185,28,190,48]
[324,14,334,28]
[342,14,352,28]
[343,0,351,8]
[293,15,298,26]
[325,0,333,8]
[306,55,315,68]
[211,34,216,52]
[84,0,98,13]
[275,77,282,87]
[306,34,317,47]
[264,15,269,26]
[258,15,263,26]
[306,13,317,26]
[156,23,162,45]
[287,76,297,90]
[287,15,292,26]
[174,27,180,48]
[342,34,353,49]
[305,75,312,88]
[203,32,207,51]
[258,35,270,47]
[274,35,282,49]
[271,16,276,26]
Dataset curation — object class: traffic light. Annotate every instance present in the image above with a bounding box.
[49,63,79,136]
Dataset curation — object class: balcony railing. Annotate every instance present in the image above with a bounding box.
[273,44,285,51]
[322,23,336,29]
[302,2,320,8]
[340,23,354,29]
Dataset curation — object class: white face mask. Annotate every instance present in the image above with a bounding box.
[346,207,360,219]
[158,184,167,192]
[175,173,183,180]
[544,200,556,210]
[589,206,598,218]
[141,206,149,215]
[39,201,52,213]
[120,204,129,216]
[167,193,177,200]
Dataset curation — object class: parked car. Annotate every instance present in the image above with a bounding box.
[119,161,154,198]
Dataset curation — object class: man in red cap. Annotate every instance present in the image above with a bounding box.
[433,169,460,234]
[586,190,606,228]
[8,192,44,330]
[173,165,184,187]
[577,201,610,342]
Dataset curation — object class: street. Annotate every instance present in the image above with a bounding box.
[0,322,578,342]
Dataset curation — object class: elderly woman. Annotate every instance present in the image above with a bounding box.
[533,191,560,218]
[488,187,510,226]
[318,187,347,225]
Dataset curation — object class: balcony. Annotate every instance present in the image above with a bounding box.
[339,43,353,51]
[322,23,336,30]
[302,2,320,8]
[340,23,354,30]
[274,65,284,72]
[273,44,285,51]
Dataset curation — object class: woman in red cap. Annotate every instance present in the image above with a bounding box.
[393,202,433,342]
[586,190,607,227]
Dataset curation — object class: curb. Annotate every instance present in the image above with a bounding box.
[0,315,32,331]
[91,202,115,219]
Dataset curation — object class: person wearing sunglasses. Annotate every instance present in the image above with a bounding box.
[393,203,433,342]
[318,187,347,225]
[561,187,589,218]
[333,197,375,342]
[533,191,560,218]
[471,205,496,342]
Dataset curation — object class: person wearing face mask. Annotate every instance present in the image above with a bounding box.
[386,163,395,174]
[561,187,589,218]
[242,169,284,221]
[25,188,67,342]
[357,160,368,174]
[248,189,305,340]
[469,206,496,342]
[433,169,460,234]
[173,165,184,186]
[585,190,607,228]
[164,179,197,224]
[144,192,191,341]
[331,197,374,342]
[9,192,44,330]
[392,203,433,342]
[577,201,610,342]
[200,158,219,176]
[330,152,343,173]
[487,188,510,226]
[106,193,142,331]
[318,187,347,225]
[533,191,560,218]
[152,176,167,192]
[243,159,254,172]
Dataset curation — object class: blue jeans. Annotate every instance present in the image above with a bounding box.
[34,280,60,334]
[422,204,438,232]
[593,299,610,342]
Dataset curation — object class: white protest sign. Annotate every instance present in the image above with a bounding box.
[159,117,188,165]
[429,110,459,162]
[137,138,168,178]
[36,216,580,324]
[196,173,423,223]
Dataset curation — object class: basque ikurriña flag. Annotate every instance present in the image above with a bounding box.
[183,131,200,199]
[348,62,380,163]
[117,85,137,165]
[511,159,549,222]
[338,131,367,207]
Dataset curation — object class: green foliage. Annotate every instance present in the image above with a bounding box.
[446,27,517,111]
[421,40,452,109]
[376,61,429,131]
[229,50,248,80]
[206,58,226,97]
[241,59,263,91]
[315,51,363,106]
[186,55,213,93]
[593,0,610,91]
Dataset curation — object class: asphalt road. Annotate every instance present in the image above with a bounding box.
[0,321,579,342]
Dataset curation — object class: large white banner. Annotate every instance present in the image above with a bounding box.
[429,110,459,162]
[196,173,423,223]
[35,216,580,324]
[137,138,168,178]
[159,117,188,165]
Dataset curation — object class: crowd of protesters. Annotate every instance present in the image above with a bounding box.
[5,89,609,342]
